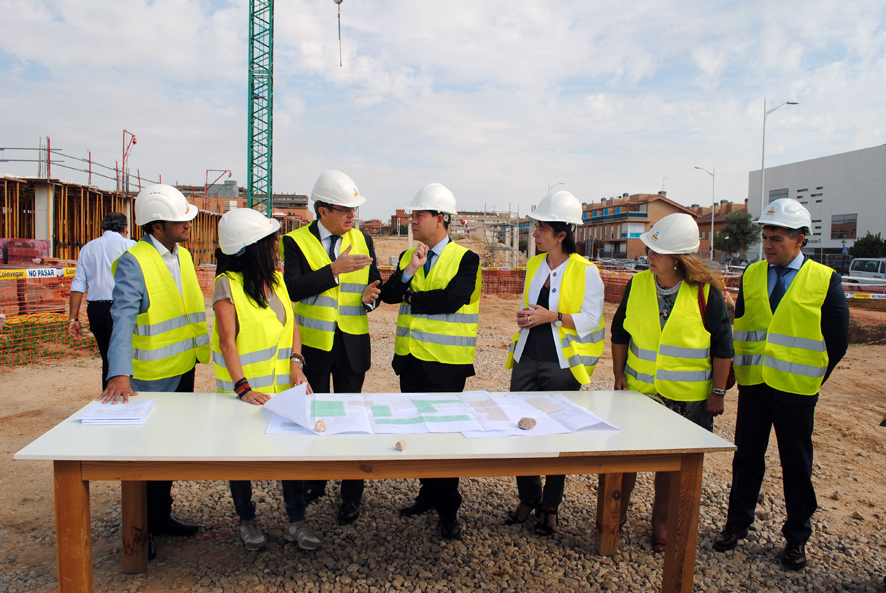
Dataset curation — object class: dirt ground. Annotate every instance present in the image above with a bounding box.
[2,237,886,591]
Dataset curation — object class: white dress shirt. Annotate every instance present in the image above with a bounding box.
[317,220,342,286]
[70,230,137,301]
[511,256,606,368]
[767,251,805,296]
[145,233,183,296]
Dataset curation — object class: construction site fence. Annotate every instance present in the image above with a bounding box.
[2,266,885,373]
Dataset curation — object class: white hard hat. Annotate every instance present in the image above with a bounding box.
[755,198,812,231]
[640,213,700,255]
[528,190,584,229]
[218,208,281,255]
[134,184,198,226]
[407,183,458,216]
[311,170,366,208]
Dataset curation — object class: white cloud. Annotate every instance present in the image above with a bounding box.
[1,0,884,220]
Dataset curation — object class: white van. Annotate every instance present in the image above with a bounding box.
[846,258,886,284]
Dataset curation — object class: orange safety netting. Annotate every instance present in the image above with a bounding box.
[0,272,97,371]
[3,268,885,372]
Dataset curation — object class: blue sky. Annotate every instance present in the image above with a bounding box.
[1,0,884,220]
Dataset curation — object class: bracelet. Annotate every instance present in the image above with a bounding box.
[711,388,726,396]
[290,353,305,367]
[234,378,251,399]
[69,318,78,323]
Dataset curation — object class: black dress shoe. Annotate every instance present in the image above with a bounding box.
[147,534,157,561]
[439,516,461,540]
[713,524,748,552]
[154,516,199,537]
[337,499,361,525]
[781,542,807,570]
[304,485,327,505]
[400,498,433,517]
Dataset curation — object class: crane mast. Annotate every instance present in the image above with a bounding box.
[247,0,274,215]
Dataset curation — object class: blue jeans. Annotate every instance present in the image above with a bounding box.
[229,480,306,523]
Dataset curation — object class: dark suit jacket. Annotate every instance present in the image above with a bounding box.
[282,221,381,375]
[378,244,481,382]
[734,259,849,405]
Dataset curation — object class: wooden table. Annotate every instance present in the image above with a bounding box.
[15,390,734,593]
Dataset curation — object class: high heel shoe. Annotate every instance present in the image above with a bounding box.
[535,508,558,536]
[504,497,541,525]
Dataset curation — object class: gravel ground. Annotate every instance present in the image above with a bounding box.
[3,297,885,592]
[4,471,884,593]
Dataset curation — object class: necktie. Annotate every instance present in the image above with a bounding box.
[328,235,341,262]
[423,251,436,276]
[769,266,792,311]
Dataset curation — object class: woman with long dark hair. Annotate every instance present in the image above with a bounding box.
[504,190,605,536]
[212,209,318,552]
[611,213,733,552]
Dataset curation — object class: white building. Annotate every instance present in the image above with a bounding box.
[747,144,886,258]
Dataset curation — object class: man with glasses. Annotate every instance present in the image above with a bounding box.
[281,170,381,525]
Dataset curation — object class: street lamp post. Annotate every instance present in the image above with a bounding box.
[548,181,564,193]
[758,99,799,259]
[694,166,715,260]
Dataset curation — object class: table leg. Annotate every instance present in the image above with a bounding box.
[54,460,93,593]
[121,481,148,573]
[662,452,704,593]
[595,472,622,555]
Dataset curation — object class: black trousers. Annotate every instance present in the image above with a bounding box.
[86,301,114,390]
[302,332,366,502]
[725,386,817,544]
[510,356,581,510]
[399,356,467,518]
[147,367,195,533]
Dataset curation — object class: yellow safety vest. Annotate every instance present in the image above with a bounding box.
[394,242,481,365]
[211,272,294,394]
[733,260,831,395]
[623,271,713,401]
[114,240,210,381]
[505,253,605,384]
[283,225,370,351]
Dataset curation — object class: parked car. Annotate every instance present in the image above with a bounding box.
[845,258,886,284]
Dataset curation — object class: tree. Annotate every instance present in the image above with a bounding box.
[849,232,886,258]
[714,211,760,261]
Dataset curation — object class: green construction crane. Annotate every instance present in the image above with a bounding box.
[247,0,273,215]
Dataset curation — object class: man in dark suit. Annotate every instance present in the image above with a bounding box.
[378,183,481,540]
[281,170,381,525]
[714,198,849,570]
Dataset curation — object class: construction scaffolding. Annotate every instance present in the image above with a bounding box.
[2,177,36,240]
[480,205,522,268]
[53,184,132,261]
[2,177,308,268]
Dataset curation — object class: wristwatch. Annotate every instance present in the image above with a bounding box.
[290,353,306,367]
[553,312,563,328]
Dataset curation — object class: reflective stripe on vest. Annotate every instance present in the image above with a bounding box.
[211,271,295,394]
[284,225,370,351]
[504,253,605,384]
[733,260,831,395]
[622,271,713,402]
[394,242,481,365]
[115,241,210,381]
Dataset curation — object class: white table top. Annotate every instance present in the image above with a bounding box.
[14,390,734,462]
